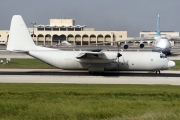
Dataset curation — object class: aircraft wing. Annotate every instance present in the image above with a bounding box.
[169,37,180,41]
[134,37,155,40]
[92,37,155,45]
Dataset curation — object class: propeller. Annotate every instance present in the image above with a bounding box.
[117,42,122,69]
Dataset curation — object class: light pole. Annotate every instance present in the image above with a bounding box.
[31,22,36,44]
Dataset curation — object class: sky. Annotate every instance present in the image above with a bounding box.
[0,0,180,37]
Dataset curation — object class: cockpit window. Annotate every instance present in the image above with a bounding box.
[160,54,167,58]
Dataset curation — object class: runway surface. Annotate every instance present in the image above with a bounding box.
[0,69,180,85]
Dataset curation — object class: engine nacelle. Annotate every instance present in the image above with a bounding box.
[123,44,128,49]
[139,43,144,48]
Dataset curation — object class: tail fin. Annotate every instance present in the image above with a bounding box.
[156,14,161,36]
[7,15,36,51]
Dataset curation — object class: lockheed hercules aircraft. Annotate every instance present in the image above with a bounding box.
[7,15,175,74]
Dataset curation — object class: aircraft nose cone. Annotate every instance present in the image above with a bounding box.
[168,61,175,68]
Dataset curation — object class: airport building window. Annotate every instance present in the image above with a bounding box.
[60,28,66,31]
[53,28,59,31]
[38,28,44,31]
[45,28,51,31]
[75,28,82,31]
[67,28,74,31]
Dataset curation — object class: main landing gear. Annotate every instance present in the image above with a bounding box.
[155,70,161,74]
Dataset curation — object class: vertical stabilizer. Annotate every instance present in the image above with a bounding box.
[156,15,161,36]
[7,15,36,51]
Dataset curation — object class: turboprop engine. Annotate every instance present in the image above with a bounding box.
[123,44,128,49]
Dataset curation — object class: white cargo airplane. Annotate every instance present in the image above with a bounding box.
[7,15,175,74]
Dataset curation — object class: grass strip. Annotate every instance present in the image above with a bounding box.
[0,58,56,69]
[0,84,180,120]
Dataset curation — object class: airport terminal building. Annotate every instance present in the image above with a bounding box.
[0,18,127,46]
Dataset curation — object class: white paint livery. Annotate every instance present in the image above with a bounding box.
[7,15,175,73]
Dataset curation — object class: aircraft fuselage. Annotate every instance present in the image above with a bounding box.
[29,50,174,72]
[152,38,171,54]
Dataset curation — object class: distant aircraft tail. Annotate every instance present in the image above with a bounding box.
[7,15,55,52]
[156,15,161,36]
